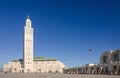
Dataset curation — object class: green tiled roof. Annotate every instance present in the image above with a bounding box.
[12,57,57,62]
[34,56,57,61]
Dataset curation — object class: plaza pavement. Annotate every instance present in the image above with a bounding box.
[0,72,120,78]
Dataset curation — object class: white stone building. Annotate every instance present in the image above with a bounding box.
[64,49,120,75]
[4,17,65,73]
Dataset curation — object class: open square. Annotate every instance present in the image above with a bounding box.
[0,72,120,78]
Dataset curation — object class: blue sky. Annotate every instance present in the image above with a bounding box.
[0,0,120,68]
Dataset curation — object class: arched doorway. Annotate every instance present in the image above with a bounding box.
[91,68,94,74]
[49,71,52,73]
[86,68,88,74]
[38,69,41,72]
[78,69,82,74]
[100,67,103,74]
[14,68,17,72]
[105,66,108,74]
[113,65,117,75]
[72,69,75,74]
[96,67,100,74]
[22,69,24,73]
[118,66,120,75]
[27,69,30,72]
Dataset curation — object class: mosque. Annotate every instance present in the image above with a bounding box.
[4,17,65,73]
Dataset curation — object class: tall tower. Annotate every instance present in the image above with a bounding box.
[23,16,34,72]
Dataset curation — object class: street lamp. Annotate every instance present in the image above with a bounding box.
[88,48,93,75]
[89,48,92,63]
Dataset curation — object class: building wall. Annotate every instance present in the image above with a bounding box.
[64,49,120,75]
[4,60,65,73]
[4,62,22,73]
[33,61,64,73]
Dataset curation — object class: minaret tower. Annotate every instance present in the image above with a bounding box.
[23,16,34,72]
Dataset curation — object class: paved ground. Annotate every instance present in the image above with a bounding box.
[0,72,120,78]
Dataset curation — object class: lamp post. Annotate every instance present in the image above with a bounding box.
[89,49,93,65]
[88,48,93,76]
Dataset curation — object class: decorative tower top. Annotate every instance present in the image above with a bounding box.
[26,16,32,28]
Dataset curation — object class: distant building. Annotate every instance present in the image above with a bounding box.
[100,50,120,75]
[64,49,120,75]
[4,17,65,73]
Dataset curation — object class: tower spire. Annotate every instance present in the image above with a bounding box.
[27,14,30,19]
[26,14,32,28]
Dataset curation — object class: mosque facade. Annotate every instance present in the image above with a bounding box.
[4,17,65,73]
